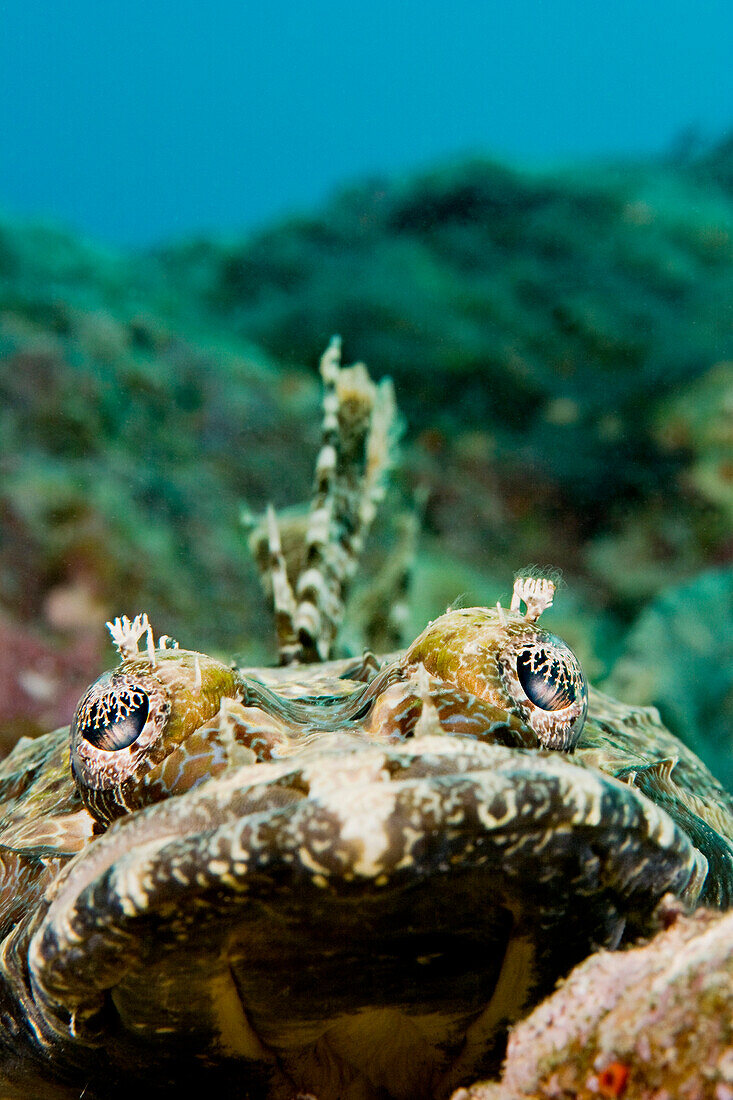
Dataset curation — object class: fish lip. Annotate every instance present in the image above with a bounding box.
[27,732,702,1059]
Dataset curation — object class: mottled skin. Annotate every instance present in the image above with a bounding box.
[0,602,731,1099]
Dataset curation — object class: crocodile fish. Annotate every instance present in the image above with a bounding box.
[0,344,730,1100]
[0,574,730,1100]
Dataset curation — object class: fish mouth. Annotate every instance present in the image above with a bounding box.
[21,733,704,1092]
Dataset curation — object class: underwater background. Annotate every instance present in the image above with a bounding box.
[1,1,732,787]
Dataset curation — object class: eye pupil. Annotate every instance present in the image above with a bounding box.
[81,693,150,751]
[516,648,576,712]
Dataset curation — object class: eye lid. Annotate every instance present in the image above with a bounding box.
[497,628,588,751]
[69,652,240,825]
[516,646,581,713]
[71,670,172,796]
[77,676,148,729]
[80,690,150,752]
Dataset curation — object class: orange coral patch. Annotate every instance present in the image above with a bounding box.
[597,1061,630,1097]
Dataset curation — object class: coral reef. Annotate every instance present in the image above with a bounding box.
[0,217,321,661]
[453,903,733,1100]
[1,144,732,780]
[154,143,733,513]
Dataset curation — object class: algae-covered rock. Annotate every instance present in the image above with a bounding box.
[654,358,733,521]
[603,568,733,791]
[0,216,322,667]
[156,153,733,512]
[0,607,104,753]
[455,905,733,1100]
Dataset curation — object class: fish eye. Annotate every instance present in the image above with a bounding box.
[70,651,245,827]
[77,687,150,751]
[516,647,580,712]
[73,672,169,763]
[71,670,174,825]
[498,632,588,751]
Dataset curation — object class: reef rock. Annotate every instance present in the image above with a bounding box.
[455,904,733,1100]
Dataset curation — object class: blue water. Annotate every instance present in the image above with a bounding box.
[1,0,732,246]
